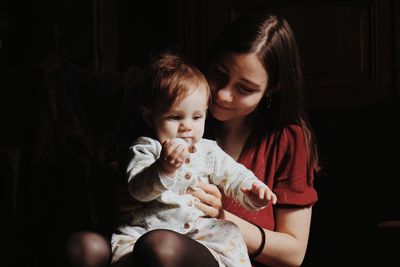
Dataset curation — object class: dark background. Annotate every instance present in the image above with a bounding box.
[1,0,399,266]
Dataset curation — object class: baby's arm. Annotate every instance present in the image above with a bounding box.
[126,137,185,202]
[210,142,276,210]
[127,137,189,202]
[126,137,166,202]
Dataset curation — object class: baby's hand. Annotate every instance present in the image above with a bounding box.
[241,182,277,208]
[159,138,189,177]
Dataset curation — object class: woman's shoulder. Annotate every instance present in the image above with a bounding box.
[270,124,309,164]
[280,124,305,142]
[264,124,305,145]
[241,124,307,161]
[253,123,305,145]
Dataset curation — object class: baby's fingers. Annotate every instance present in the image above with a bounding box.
[240,186,250,196]
[256,184,265,200]
[264,189,277,205]
[252,183,278,205]
[178,147,190,162]
[249,183,264,199]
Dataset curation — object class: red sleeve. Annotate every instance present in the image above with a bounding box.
[273,125,318,206]
[222,125,318,231]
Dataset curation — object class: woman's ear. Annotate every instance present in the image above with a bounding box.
[140,106,153,128]
[266,82,281,97]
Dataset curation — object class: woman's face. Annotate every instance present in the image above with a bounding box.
[207,52,269,122]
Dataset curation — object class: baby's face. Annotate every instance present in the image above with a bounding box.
[153,86,208,146]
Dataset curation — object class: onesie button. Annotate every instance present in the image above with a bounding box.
[184,222,190,229]
[185,158,190,164]
[184,173,191,180]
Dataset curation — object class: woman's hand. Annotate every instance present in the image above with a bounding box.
[188,181,224,219]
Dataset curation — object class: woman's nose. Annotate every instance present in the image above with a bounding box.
[216,87,233,102]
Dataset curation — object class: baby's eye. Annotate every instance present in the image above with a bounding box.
[193,115,203,120]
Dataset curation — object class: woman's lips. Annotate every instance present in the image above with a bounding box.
[213,101,232,111]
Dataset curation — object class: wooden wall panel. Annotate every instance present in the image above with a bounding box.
[395,0,400,99]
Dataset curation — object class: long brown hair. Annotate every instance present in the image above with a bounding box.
[211,14,321,179]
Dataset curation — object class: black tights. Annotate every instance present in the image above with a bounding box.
[66,231,111,267]
[132,229,219,267]
[65,230,218,267]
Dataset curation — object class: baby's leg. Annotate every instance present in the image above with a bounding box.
[132,229,219,267]
[192,218,252,267]
[111,232,139,265]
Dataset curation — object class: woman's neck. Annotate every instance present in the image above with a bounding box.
[221,117,249,137]
[216,115,256,160]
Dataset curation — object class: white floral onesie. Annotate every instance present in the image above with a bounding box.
[112,137,267,267]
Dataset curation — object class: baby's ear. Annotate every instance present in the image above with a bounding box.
[140,106,153,128]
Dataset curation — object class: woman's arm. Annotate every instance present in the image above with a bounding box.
[191,182,312,267]
[224,207,312,267]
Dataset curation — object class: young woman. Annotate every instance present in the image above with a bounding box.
[66,13,319,267]
[191,14,319,266]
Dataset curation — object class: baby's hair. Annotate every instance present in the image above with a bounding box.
[141,51,210,113]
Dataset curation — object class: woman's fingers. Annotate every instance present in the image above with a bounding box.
[194,201,220,218]
[188,182,223,218]
[193,183,222,209]
[196,181,222,199]
[191,188,220,208]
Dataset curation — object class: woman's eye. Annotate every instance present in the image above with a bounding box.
[237,85,254,95]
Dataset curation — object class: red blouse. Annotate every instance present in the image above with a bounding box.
[222,124,318,230]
